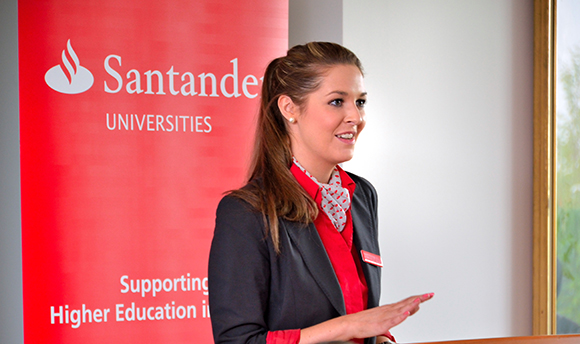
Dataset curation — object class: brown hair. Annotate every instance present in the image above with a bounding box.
[229,42,363,253]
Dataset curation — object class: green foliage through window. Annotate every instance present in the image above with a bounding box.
[556,46,580,333]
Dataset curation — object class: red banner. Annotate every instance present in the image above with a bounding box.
[19,1,287,342]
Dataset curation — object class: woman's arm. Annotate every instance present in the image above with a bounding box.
[299,293,434,344]
[209,196,273,344]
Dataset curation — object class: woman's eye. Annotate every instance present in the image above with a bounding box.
[329,99,343,107]
[356,99,366,108]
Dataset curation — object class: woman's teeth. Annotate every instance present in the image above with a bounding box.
[337,133,354,139]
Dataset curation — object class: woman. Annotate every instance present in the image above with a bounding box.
[208,42,433,344]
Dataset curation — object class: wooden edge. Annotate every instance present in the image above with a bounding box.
[532,0,556,335]
[412,334,580,344]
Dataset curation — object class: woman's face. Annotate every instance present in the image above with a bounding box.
[286,64,366,182]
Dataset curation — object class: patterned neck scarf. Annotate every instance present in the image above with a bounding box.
[293,158,351,232]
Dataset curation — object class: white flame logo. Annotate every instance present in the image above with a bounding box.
[45,40,94,94]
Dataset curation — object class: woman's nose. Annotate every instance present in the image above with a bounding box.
[345,104,363,125]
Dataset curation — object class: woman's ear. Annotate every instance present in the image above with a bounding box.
[278,95,298,123]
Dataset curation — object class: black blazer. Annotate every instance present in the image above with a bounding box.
[208,172,382,344]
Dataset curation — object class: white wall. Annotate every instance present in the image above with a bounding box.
[289,0,343,47]
[0,0,24,343]
[342,0,534,342]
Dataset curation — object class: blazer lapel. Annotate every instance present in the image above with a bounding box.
[285,220,347,315]
[351,192,382,309]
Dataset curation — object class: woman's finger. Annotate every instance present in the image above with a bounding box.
[419,292,435,302]
[391,293,434,316]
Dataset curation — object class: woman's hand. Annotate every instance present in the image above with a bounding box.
[299,293,434,344]
[340,293,434,340]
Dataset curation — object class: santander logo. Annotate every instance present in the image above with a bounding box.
[45,40,94,94]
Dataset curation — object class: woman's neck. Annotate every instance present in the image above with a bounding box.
[293,156,334,184]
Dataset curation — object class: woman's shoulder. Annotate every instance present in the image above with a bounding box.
[214,195,269,248]
[216,194,259,219]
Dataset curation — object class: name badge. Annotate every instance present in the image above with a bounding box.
[361,250,383,267]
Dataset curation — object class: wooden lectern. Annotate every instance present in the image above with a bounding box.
[414,334,580,344]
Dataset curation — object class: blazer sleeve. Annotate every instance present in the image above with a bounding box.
[208,195,273,344]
